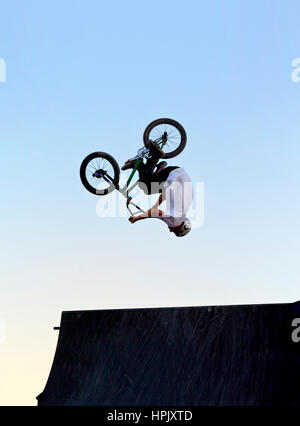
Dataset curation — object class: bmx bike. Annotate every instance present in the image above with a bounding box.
[80,118,187,216]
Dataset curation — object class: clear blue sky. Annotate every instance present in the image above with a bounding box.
[0,0,300,405]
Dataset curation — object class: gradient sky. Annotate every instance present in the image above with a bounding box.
[1,0,300,405]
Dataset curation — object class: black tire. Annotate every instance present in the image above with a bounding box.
[80,152,120,196]
[143,118,187,159]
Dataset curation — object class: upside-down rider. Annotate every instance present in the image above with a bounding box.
[121,141,193,237]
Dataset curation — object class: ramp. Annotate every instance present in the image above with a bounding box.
[37,301,300,406]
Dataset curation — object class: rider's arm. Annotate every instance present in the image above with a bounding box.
[129,207,163,223]
[129,190,166,223]
[152,191,165,209]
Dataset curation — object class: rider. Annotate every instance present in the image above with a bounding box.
[121,141,193,237]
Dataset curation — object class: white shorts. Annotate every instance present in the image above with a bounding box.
[159,168,193,228]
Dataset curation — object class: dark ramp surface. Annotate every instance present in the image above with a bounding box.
[37,301,300,406]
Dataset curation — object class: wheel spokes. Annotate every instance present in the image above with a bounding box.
[149,124,181,154]
[85,157,116,191]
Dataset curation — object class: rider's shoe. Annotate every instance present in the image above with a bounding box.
[148,140,166,158]
[156,161,168,173]
[121,158,141,171]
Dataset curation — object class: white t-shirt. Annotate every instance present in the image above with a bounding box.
[159,167,193,228]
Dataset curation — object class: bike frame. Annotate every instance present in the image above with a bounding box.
[102,137,167,216]
[118,152,147,216]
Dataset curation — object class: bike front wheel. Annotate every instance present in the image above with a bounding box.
[80,152,120,196]
[143,118,187,159]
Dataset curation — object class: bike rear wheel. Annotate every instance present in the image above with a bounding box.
[143,118,187,159]
[80,152,120,195]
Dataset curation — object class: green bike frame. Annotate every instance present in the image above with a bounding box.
[113,158,143,216]
[117,138,167,216]
[123,138,167,194]
[123,158,142,193]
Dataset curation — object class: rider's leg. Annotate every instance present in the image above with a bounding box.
[122,139,165,171]
[155,161,168,173]
[147,140,165,158]
[139,139,166,177]
[138,154,159,181]
[121,154,158,179]
[122,140,165,192]
[137,153,165,195]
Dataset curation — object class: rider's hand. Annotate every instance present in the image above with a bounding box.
[129,213,146,223]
